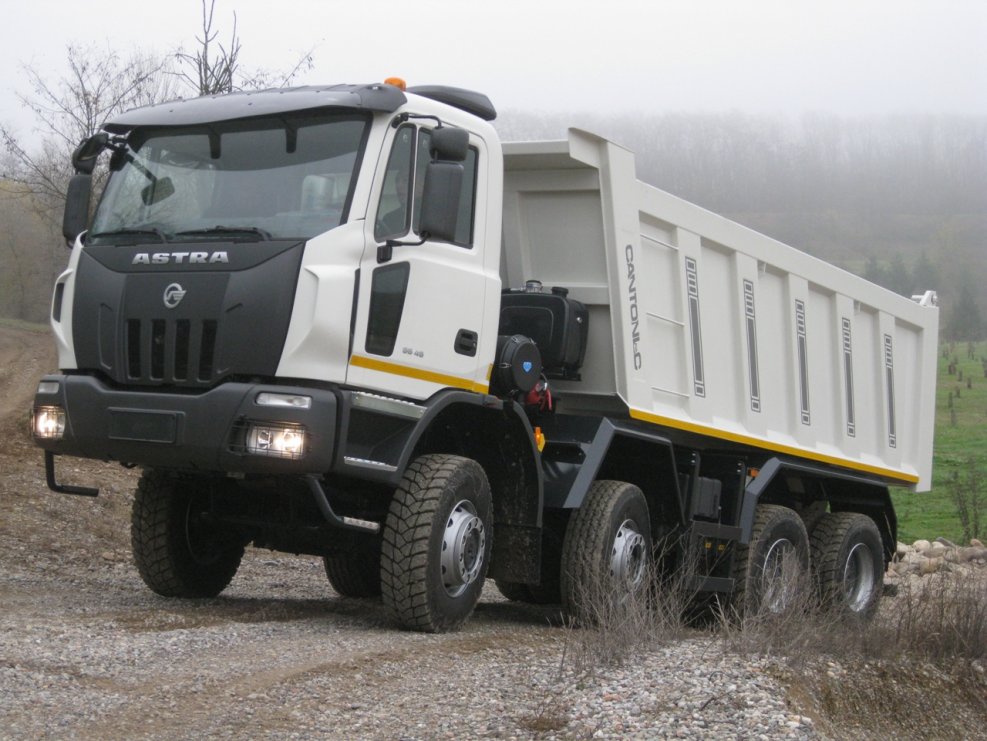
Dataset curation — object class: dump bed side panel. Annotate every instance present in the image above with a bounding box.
[502,130,938,491]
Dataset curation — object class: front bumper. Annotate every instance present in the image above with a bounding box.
[32,374,338,474]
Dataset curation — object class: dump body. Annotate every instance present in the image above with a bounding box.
[502,129,937,491]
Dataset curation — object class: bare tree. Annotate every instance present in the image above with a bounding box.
[1,44,176,220]
[174,0,315,96]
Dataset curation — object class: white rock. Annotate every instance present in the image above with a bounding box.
[920,557,943,575]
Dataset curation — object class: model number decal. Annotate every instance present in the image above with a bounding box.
[625,244,642,370]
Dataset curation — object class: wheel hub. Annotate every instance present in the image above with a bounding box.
[760,537,799,612]
[441,500,486,598]
[610,519,646,588]
[843,542,876,612]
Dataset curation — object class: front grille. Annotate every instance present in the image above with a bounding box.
[126,318,219,385]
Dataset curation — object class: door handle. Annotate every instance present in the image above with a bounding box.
[455,329,478,357]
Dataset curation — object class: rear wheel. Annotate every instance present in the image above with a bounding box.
[731,504,809,615]
[131,470,244,598]
[560,481,652,624]
[494,580,533,602]
[381,454,492,632]
[323,536,382,598]
[494,518,563,605]
[810,512,884,618]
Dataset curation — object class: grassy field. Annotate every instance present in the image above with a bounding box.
[892,339,987,544]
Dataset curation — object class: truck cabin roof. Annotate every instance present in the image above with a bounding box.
[102,83,496,134]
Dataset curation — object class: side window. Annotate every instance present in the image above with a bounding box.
[365,262,411,356]
[374,126,415,241]
[413,129,478,247]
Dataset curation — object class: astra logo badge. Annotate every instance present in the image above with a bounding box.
[163,283,187,309]
[132,251,230,265]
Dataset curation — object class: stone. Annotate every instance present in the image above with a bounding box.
[919,557,943,575]
[971,538,985,548]
[935,536,958,548]
[912,539,932,555]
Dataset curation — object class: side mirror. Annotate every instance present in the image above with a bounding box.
[418,161,463,243]
[71,133,109,175]
[430,127,468,162]
[62,174,92,246]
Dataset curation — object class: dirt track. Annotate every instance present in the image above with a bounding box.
[0,325,570,740]
[1,325,817,740]
[3,325,981,740]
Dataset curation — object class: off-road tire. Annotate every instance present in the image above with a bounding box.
[324,538,382,598]
[380,454,492,632]
[560,480,652,624]
[131,470,243,598]
[810,511,884,618]
[730,504,809,615]
[494,521,563,605]
[494,580,533,602]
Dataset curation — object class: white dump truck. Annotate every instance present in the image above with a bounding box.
[33,80,938,631]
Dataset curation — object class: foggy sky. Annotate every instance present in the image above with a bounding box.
[2,0,986,136]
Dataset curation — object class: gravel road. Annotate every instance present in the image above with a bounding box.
[0,325,821,739]
[1,547,817,741]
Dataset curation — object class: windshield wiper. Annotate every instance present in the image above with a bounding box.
[88,227,169,243]
[174,226,272,241]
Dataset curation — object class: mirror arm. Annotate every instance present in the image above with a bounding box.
[377,234,428,264]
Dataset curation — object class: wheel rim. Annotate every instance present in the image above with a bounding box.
[610,519,647,589]
[760,537,799,612]
[842,542,876,612]
[441,500,486,598]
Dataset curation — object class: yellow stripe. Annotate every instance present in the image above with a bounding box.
[629,407,919,485]
[350,355,489,394]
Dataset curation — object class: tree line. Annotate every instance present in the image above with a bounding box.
[498,110,986,339]
[0,0,313,323]
[1,15,983,338]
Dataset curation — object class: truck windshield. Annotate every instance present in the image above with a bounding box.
[89,113,369,244]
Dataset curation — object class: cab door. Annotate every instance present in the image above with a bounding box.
[348,123,495,399]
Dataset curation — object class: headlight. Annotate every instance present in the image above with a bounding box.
[33,406,66,440]
[245,423,306,459]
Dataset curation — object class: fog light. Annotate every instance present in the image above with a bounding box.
[245,423,306,459]
[33,406,66,440]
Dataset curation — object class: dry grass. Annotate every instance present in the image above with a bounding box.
[716,565,987,738]
[553,541,987,738]
[559,537,706,674]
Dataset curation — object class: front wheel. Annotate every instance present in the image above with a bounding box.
[131,470,244,598]
[380,454,492,632]
[810,512,884,618]
[560,480,652,624]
